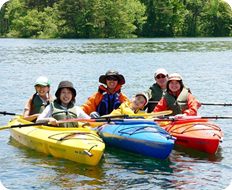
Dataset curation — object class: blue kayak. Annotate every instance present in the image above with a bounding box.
[96,120,176,159]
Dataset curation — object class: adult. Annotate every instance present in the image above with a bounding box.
[23,76,53,122]
[81,70,129,117]
[37,81,90,127]
[145,68,201,113]
[145,68,168,113]
[153,73,198,116]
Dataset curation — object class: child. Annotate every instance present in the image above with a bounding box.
[23,76,52,121]
[36,81,90,127]
[109,92,149,116]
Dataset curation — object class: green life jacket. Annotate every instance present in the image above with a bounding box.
[50,100,77,128]
[32,94,48,114]
[146,83,166,113]
[165,88,189,116]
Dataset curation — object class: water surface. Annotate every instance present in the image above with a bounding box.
[0,38,232,190]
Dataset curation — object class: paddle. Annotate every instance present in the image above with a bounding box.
[0,118,104,131]
[100,110,173,119]
[155,115,232,120]
[0,122,49,130]
[0,111,21,116]
[148,101,232,106]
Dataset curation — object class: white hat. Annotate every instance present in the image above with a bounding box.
[154,68,168,78]
[34,76,51,87]
[135,92,149,106]
[168,73,182,81]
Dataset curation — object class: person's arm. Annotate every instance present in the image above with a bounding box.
[119,93,129,103]
[36,105,58,126]
[152,97,167,112]
[183,93,198,116]
[23,96,40,121]
[76,106,91,119]
[80,92,101,115]
[23,109,40,122]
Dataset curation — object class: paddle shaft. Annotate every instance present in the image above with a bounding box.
[148,101,232,106]
[0,111,21,116]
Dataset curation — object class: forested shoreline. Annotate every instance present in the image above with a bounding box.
[0,0,232,38]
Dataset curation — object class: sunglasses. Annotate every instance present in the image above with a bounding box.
[156,75,166,79]
[106,76,118,81]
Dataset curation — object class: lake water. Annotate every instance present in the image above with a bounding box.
[0,38,232,190]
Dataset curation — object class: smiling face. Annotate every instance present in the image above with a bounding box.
[131,95,146,109]
[155,74,168,89]
[169,80,181,93]
[106,76,119,92]
[60,88,73,107]
[35,85,50,98]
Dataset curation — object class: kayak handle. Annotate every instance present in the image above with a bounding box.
[84,145,98,157]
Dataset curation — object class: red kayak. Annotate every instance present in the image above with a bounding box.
[156,119,223,154]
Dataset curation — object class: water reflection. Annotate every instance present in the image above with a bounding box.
[7,137,104,188]
[171,144,223,162]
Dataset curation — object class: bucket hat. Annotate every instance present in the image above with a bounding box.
[99,70,125,85]
[55,81,76,97]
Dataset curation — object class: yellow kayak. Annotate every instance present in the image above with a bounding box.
[8,116,105,166]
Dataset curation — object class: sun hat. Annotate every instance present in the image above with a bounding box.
[168,73,182,81]
[34,76,51,87]
[99,70,125,85]
[135,92,149,106]
[154,68,168,78]
[55,81,76,98]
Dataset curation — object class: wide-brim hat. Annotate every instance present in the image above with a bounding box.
[168,73,182,81]
[99,70,125,85]
[135,92,149,106]
[55,81,76,98]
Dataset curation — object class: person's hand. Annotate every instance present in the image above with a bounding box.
[90,111,100,118]
[197,101,202,109]
[49,118,59,126]
[174,113,187,119]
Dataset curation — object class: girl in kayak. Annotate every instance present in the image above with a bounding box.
[153,73,198,117]
[36,81,90,127]
[108,92,149,117]
[23,76,52,122]
[81,70,129,118]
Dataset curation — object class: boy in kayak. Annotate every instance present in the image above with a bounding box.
[23,76,53,122]
[108,92,149,117]
[153,73,198,117]
[81,70,129,118]
[36,81,90,127]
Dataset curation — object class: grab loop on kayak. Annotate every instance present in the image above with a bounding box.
[118,125,169,135]
[166,134,177,141]
[84,145,98,157]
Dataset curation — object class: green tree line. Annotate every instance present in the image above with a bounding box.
[0,0,232,38]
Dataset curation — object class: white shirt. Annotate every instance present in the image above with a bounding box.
[38,104,90,120]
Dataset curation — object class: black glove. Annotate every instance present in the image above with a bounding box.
[90,111,100,118]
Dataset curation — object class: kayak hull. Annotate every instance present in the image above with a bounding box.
[96,121,175,159]
[8,116,105,166]
[157,119,223,154]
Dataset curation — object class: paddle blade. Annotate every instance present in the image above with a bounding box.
[0,126,10,130]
